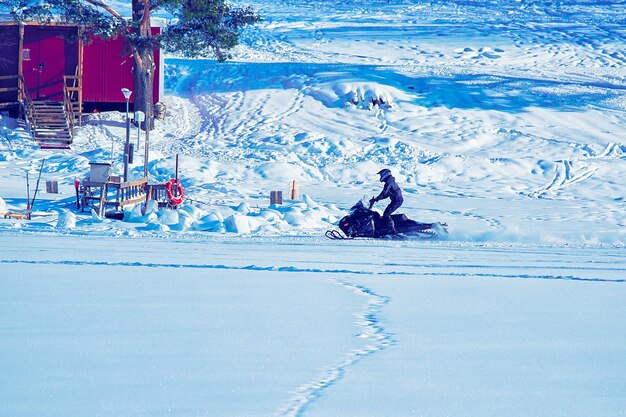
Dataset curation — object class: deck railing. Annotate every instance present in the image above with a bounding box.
[63,75,82,126]
[63,83,76,136]
[18,76,35,132]
[0,75,33,129]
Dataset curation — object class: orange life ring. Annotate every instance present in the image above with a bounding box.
[166,178,184,205]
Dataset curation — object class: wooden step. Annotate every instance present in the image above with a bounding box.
[34,114,66,118]
[34,132,71,138]
[37,140,72,145]
[32,104,64,108]
[37,131,70,136]
[34,112,66,116]
[39,143,71,150]
[36,123,69,127]
[33,109,65,112]
[37,137,72,144]
[35,133,71,138]
[37,139,72,145]
[35,132,71,137]
[29,100,74,150]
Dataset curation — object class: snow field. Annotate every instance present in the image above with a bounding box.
[1,235,625,416]
[1,1,626,416]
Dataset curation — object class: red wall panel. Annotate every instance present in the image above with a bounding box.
[82,35,134,103]
[82,28,161,104]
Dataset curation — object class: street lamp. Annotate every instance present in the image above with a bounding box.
[121,88,132,182]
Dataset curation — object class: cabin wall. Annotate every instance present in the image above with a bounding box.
[82,35,134,104]
[82,27,162,106]
[0,25,21,102]
[0,23,162,107]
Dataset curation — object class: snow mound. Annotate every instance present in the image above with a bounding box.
[224,214,251,233]
[55,210,76,229]
[98,196,342,236]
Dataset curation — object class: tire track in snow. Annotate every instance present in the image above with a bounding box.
[527,159,596,199]
[1,259,625,283]
[277,278,395,417]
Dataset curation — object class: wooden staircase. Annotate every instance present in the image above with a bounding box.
[30,101,73,150]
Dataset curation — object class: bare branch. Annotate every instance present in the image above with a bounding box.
[83,0,124,20]
[141,0,150,28]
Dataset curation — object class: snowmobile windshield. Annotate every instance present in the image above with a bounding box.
[349,200,367,214]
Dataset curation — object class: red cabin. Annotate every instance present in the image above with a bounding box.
[0,21,164,112]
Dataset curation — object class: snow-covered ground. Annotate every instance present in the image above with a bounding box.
[1,0,625,416]
[2,234,626,416]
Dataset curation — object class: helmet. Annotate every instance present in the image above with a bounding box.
[377,169,392,182]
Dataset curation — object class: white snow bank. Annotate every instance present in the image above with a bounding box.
[224,213,251,233]
[55,210,76,229]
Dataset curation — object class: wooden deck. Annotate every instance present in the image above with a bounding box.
[81,178,149,217]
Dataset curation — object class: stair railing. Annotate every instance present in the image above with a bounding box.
[17,75,36,133]
[64,75,83,126]
[63,82,75,137]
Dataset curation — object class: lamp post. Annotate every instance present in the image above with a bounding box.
[134,110,145,152]
[144,102,151,180]
[121,88,132,182]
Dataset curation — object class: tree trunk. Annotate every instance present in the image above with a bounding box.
[133,45,154,131]
[132,0,155,131]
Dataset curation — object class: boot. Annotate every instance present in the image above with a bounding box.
[389,220,397,234]
[385,216,397,234]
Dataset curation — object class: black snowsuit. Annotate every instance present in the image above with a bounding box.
[374,175,403,231]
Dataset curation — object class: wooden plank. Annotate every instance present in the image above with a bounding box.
[39,144,71,150]
[46,181,59,193]
[37,139,72,142]
[83,180,107,187]
[36,135,71,138]
[4,211,31,220]
[36,134,71,139]
[119,195,146,207]
[270,190,283,205]
[120,178,148,188]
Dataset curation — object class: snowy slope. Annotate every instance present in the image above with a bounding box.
[1,2,626,417]
[1,0,625,243]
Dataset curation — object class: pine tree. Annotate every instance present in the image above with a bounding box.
[3,0,260,129]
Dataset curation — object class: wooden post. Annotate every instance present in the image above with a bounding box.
[98,185,106,218]
[175,154,179,183]
[270,191,282,205]
[144,102,151,180]
[45,181,59,194]
[289,180,299,200]
[18,23,24,94]
[77,27,84,123]
[143,185,152,215]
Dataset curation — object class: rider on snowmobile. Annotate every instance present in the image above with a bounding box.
[370,169,404,233]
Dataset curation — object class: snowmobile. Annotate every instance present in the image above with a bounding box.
[326,199,448,240]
